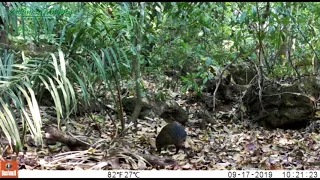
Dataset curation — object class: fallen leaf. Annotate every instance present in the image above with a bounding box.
[172,154,186,161]
[181,163,193,170]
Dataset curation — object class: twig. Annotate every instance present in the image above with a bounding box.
[253,62,266,113]
[212,56,239,111]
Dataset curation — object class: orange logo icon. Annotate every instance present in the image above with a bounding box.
[0,160,18,178]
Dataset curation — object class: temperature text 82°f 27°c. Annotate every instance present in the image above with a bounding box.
[107,171,140,178]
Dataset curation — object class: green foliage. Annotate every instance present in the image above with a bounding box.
[1,2,320,150]
[0,49,76,151]
[181,57,217,96]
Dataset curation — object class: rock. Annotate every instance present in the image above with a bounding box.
[122,97,153,119]
[160,102,189,125]
[244,78,316,129]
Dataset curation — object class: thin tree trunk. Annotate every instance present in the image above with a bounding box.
[129,2,146,126]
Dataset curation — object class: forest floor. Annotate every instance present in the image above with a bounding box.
[12,102,320,170]
[3,79,320,170]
